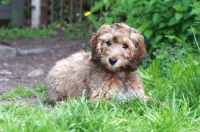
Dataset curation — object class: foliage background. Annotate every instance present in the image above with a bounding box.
[87,0,199,67]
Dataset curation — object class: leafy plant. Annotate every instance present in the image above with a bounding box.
[88,0,196,67]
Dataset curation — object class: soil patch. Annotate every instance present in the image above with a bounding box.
[0,36,89,95]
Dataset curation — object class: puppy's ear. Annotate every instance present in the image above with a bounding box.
[89,30,101,63]
[128,28,146,71]
[89,24,110,63]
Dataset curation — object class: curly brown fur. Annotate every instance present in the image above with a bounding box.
[45,23,150,104]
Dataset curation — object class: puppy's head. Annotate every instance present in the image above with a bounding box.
[89,23,146,72]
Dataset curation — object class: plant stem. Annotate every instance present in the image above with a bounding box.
[191,26,200,52]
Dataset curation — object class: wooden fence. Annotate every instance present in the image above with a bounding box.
[0,0,25,26]
[24,0,94,28]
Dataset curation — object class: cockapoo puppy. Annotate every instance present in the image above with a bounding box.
[45,23,150,104]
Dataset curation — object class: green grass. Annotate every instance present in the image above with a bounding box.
[0,53,200,132]
[0,22,90,40]
[0,27,56,40]
[0,85,47,101]
[0,86,35,100]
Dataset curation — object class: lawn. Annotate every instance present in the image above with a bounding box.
[0,52,199,132]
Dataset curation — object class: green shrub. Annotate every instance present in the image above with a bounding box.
[87,0,196,67]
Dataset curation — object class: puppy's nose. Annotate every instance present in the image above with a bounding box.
[109,58,117,65]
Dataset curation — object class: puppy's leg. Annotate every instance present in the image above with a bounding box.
[47,88,65,104]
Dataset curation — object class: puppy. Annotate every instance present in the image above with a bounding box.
[45,23,150,104]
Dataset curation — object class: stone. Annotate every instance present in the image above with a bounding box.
[0,78,9,82]
[3,63,8,66]
[0,70,13,75]
[0,45,17,59]
[17,48,46,56]
[27,69,44,77]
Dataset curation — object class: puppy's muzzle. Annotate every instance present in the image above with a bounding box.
[109,58,117,65]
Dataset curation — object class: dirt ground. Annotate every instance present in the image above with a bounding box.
[0,36,89,96]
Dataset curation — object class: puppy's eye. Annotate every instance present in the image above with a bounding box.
[106,41,112,46]
[123,44,128,49]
